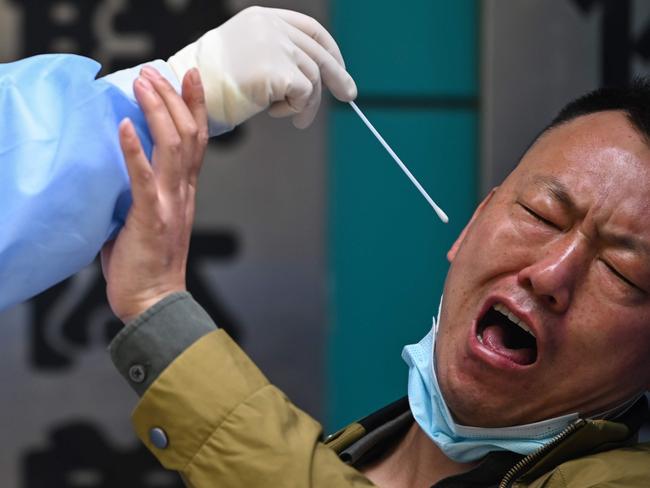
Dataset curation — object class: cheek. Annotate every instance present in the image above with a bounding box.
[563,305,650,378]
[457,215,532,275]
[600,324,650,366]
[571,269,650,351]
[443,214,530,313]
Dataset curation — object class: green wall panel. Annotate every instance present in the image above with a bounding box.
[327,108,477,429]
[332,0,478,97]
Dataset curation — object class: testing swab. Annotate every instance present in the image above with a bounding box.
[348,101,449,224]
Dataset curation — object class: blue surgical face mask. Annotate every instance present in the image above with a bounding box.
[401,297,579,463]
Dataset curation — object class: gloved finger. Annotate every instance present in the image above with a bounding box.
[268,79,321,127]
[289,47,322,128]
[141,66,200,182]
[284,21,357,102]
[268,100,297,118]
[272,64,316,115]
[267,53,319,121]
[269,8,346,67]
[180,68,209,185]
[118,118,157,209]
[133,76,184,190]
[267,47,322,127]
[292,72,322,129]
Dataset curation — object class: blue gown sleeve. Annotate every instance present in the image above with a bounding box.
[0,54,153,311]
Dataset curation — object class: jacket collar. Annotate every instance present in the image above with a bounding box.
[325,395,649,485]
[516,395,648,483]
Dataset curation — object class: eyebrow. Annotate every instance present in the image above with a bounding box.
[600,231,650,257]
[531,175,650,256]
[532,175,576,212]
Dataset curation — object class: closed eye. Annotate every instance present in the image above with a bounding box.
[518,203,558,228]
[601,259,645,293]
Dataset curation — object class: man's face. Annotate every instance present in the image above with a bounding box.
[437,111,650,427]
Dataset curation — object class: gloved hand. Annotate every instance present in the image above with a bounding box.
[167,6,357,130]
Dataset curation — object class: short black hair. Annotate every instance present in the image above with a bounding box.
[546,77,650,141]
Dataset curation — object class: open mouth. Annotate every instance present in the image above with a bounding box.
[476,303,538,366]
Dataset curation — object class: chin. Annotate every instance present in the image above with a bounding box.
[439,363,537,427]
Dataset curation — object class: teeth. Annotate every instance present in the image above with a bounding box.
[493,303,536,338]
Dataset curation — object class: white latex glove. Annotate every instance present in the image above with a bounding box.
[167,6,357,131]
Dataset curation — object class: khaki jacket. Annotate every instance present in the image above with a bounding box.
[131,329,650,487]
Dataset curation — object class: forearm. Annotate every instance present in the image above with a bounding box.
[103,60,229,136]
[0,54,153,310]
[108,295,374,487]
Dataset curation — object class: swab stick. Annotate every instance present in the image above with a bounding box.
[348,101,449,224]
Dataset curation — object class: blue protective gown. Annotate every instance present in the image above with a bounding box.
[0,54,159,311]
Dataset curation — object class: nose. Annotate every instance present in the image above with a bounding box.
[517,237,586,313]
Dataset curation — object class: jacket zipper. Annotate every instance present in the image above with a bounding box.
[498,418,586,488]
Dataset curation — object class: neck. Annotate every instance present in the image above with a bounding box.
[361,422,477,488]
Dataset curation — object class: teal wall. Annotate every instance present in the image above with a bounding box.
[327,0,479,430]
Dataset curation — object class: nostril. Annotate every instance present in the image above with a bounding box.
[519,275,533,291]
[545,295,557,305]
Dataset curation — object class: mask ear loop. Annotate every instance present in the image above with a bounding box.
[432,295,444,337]
[586,391,647,420]
[431,295,444,379]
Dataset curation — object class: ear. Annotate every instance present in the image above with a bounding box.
[447,188,498,262]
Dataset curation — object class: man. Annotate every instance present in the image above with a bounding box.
[105,71,650,486]
[0,6,356,311]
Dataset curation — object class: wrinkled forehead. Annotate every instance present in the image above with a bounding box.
[507,111,650,212]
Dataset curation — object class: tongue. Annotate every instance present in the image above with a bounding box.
[482,324,536,365]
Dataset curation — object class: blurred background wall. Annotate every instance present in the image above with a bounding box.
[482,0,650,191]
[0,0,648,486]
[327,0,478,429]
